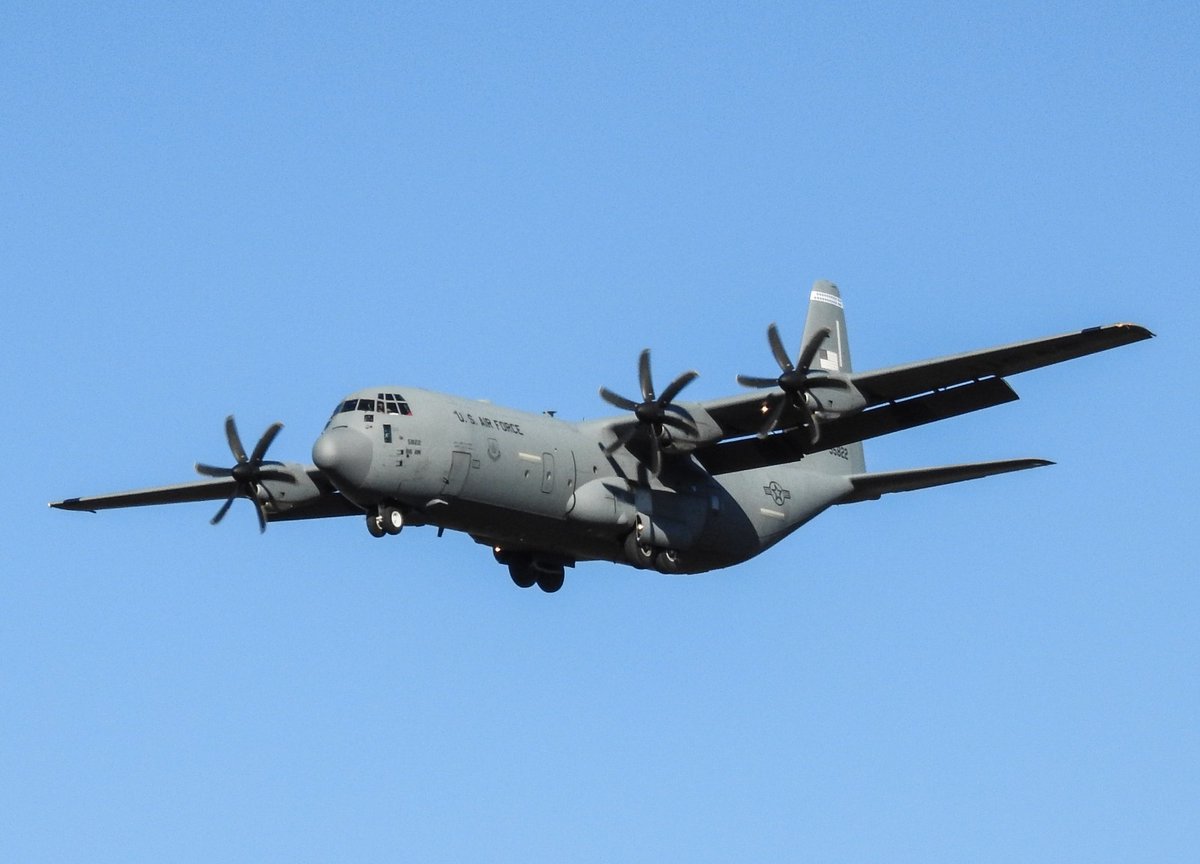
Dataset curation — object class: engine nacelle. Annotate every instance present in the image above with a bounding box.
[566,478,638,529]
[567,478,709,551]
[257,462,327,514]
[809,379,867,415]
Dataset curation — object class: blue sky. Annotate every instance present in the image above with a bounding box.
[3,2,1196,861]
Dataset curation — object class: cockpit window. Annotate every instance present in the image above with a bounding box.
[377,393,412,415]
[331,393,413,418]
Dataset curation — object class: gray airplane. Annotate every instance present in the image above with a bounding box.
[52,282,1152,592]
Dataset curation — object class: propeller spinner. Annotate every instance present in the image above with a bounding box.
[599,349,699,475]
[195,415,293,532]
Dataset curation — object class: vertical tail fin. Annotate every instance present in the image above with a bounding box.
[801,280,867,475]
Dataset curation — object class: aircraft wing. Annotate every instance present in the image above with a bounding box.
[848,322,1153,405]
[51,477,240,512]
[50,465,359,523]
[688,322,1151,474]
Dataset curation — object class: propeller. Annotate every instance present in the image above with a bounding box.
[599,349,699,475]
[195,415,293,532]
[737,324,851,443]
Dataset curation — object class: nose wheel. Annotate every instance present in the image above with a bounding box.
[366,504,404,537]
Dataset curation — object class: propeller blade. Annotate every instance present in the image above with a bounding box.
[255,468,296,484]
[767,324,794,373]
[805,410,821,446]
[797,327,831,372]
[757,395,788,438]
[647,435,662,477]
[599,387,639,412]
[658,369,698,406]
[211,492,237,525]
[253,499,268,533]
[224,415,248,464]
[603,424,639,456]
[249,422,283,464]
[737,374,779,389]
[658,414,698,436]
[195,463,234,478]
[638,349,655,402]
[662,401,696,424]
[795,396,821,446]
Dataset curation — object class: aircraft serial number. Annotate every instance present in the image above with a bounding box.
[829,446,849,460]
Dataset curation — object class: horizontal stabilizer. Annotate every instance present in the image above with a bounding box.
[839,458,1052,504]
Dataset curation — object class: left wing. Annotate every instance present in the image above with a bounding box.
[689,322,1152,473]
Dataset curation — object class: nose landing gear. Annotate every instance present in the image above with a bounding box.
[366,503,404,537]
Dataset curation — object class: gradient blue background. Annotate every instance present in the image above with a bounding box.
[3,3,1195,861]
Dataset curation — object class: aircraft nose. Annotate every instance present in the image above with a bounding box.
[312,426,373,490]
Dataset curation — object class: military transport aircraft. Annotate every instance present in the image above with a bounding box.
[51,282,1152,592]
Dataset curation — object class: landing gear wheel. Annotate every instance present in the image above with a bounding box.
[654,549,681,574]
[509,562,537,589]
[624,532,655,570]
[534,565,565,594]
[366,512,386,538]
[381,505,404,535]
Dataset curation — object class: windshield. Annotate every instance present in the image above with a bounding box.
[330,393,412,418]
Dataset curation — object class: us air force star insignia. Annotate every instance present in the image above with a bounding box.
[763,481,791,507]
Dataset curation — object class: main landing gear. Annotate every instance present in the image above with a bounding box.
[494,548,566,593]
[624,532,682,574]
[366,503,404,538]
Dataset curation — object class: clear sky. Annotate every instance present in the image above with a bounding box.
[3,2,1196,861]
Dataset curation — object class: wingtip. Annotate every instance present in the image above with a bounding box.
[1113,322,1155,339]
[49,498,97,513]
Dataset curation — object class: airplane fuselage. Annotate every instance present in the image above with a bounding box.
[307,387,851,576]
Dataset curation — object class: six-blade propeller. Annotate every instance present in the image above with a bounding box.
[736,324,851,443]
[599,349,699,475]
[195,416,293,532]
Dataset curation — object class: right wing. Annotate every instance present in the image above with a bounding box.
[52,477,240,512]
[50,465,360,523]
